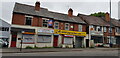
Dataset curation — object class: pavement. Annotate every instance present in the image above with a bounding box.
[0,47,119,53]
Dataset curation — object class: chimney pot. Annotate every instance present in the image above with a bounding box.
[105,12,110,22]
[68,8,73,17]
[35,1,40,11]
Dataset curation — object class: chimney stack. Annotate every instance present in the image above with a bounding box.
[68,8,73,17]
[35,1,40,11]
[105,12,110,22]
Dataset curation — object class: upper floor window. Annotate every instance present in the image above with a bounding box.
[104,27,107,32]
[54,22,59,29]
[98,26,102,32]
[65,23,69,30]
[25,16,32,25]
[93,25,97,31]
[78,25,82,32]
[0,27,9,31]
[43,18,49,27]
[108,27,112,33]
[116,27,120,33]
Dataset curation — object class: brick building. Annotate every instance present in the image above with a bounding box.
[110,19,120,45]
[10,2,87,48]
[78,14,110,47]
[102,13,116,45]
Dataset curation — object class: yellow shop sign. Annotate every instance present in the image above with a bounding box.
[54,29,86,36]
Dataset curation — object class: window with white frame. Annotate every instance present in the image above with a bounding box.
[78,25,82,32]
[93,25,97,31]
[98,26,102,31]
[116,27,120,33]
[54,22,59,29]
[104,27,107,32]
[25,16,32,25]
[65,23,69,30]
[108,27,112,33]
[43,18,49,27]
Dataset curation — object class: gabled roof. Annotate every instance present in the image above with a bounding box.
[13,2,86,24]
[111,19,120,27]
[78,14,110,26]
[0,18,11,27]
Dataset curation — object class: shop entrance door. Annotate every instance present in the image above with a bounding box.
[10,32,17,47]
[86,39,89,47]
[75,37,83,48]
[53,36,58,47]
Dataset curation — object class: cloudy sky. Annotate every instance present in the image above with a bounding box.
[0,0,120,24]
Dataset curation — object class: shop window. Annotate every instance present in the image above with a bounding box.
[64,37,73,44]
[43,18,49,27]
[37,35,51,43]
[23,34,35,43]
[65,23,69,30]
[91,36,103,43]
[25,16,32,25]
[78,25,82,32]
[104,27,107,32]
[54,22,59,29]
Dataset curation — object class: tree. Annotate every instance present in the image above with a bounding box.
[90,12,106,17]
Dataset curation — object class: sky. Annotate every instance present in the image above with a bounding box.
[0,0,120,24]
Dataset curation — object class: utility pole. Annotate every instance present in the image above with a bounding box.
[109,0,112,47]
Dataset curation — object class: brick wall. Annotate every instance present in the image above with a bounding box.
[82,24,86,32]
[12,13,25,25]
[104,27,115,36]
[12,13,43,27]
[73,24,78,31]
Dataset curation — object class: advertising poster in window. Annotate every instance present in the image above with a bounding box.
[48,20,53,27]
[37,35,51,43]
[23,34,35,44]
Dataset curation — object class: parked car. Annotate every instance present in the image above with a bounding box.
[0,39,9,47]
[95,43,104,47]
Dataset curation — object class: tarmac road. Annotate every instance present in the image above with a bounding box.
[2,48,119,56]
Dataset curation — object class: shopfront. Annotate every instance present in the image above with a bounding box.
[75,36,84,48]
[54,29,86,48]
[16,29,35,48]
[90,31,104,46]
[36,28,54,47]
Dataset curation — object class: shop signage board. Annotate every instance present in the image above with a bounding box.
[54,29,86,36]
[90,31,103,36]
[37,28,54,34]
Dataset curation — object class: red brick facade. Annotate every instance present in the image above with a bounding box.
[12,13,86,32]
[12,13,25,25]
